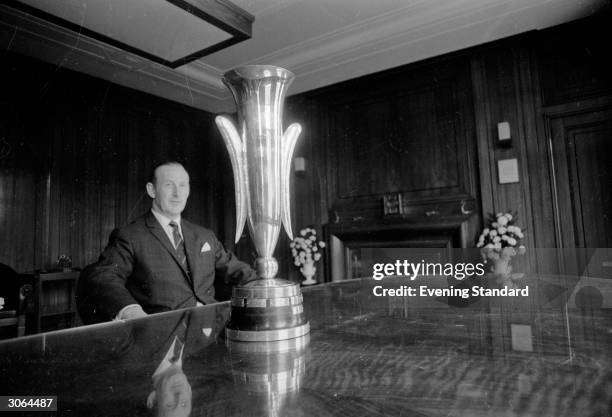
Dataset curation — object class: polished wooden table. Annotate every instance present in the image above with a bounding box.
[0,276,611,416]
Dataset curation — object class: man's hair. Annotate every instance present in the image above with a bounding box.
[149,161,185,184]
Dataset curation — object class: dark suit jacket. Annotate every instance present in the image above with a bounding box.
[77,212,256,323]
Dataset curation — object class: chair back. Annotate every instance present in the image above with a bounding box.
[0,263,19,311]
[0,263,32,338]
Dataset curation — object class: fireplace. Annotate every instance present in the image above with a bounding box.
[325,216,478,281]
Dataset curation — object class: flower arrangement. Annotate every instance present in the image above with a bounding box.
[57,254,72,271]
[477,212,526,262]
[290,227,326,268]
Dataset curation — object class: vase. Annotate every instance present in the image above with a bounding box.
[300,261,317,286]
[216,66,309,341]
[492,258,511,276]
[492,258,519,288]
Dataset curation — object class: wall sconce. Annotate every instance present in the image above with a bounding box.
[497,121,512,147]
[294,157,306,174]
[383,193,403,216]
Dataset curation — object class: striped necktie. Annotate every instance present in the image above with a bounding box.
[169,221,189,273]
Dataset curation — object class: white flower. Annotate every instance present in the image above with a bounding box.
[492,222,499,228]
[291,228,325,268]
[498,227,507,235]
[508,238,517,246]
[483,228,490,235]
[484,243,494,249]
[489,230,497,237]
[517,232,524,238]
[497,216,508,226]
[494,242,502,249]
[493,236,501,243]
[477,242,483,248]
[501,235,509,241]
[506,213,513,221]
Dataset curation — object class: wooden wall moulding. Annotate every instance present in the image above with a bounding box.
[322,56,479,217]
[543,98,612,253]
[329,196,479,227]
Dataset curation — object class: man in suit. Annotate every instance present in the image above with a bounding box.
[77,161,256,323]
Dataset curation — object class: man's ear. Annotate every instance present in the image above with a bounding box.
[146,182,156,199]
[146,391,156,409]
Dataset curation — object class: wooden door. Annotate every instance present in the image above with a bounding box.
[547,101,612,277]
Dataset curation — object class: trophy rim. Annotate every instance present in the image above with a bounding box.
[223,65,294,82]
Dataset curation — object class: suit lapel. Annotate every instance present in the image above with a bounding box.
[181,220,199,285]
[145,212,192,284]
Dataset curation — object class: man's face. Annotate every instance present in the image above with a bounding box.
[157,368,192,417]
[147,164,190,220]
[148,365,193,417]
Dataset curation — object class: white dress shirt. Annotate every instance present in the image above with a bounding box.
[151,208,183,249]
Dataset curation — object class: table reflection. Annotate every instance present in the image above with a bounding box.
[0,274,611,416]
[147,333,191,417]
[227,335,310,416]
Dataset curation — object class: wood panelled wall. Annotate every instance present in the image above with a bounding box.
[1,13,609,285]
[284,13,611,281]
[0,51,233,273]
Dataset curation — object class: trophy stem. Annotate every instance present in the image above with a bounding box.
[255,257,279,279]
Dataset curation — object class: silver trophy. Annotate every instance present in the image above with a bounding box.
[216,65,310,341]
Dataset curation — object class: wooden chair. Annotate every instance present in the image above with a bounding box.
[33,270,80,333]
[0,263,32,339]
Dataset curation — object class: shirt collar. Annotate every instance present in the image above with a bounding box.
[151,208,181,229]
[152,336,184,380]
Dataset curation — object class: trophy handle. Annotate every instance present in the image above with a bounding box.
[280,123,302,241]
[215,115,248,243]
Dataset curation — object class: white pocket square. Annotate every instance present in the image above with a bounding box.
[201,242,211,253]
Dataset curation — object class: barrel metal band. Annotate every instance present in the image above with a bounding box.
[231,294,303,308]
[226,322,310,342]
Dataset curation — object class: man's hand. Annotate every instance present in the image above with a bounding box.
[116,304,148,320]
